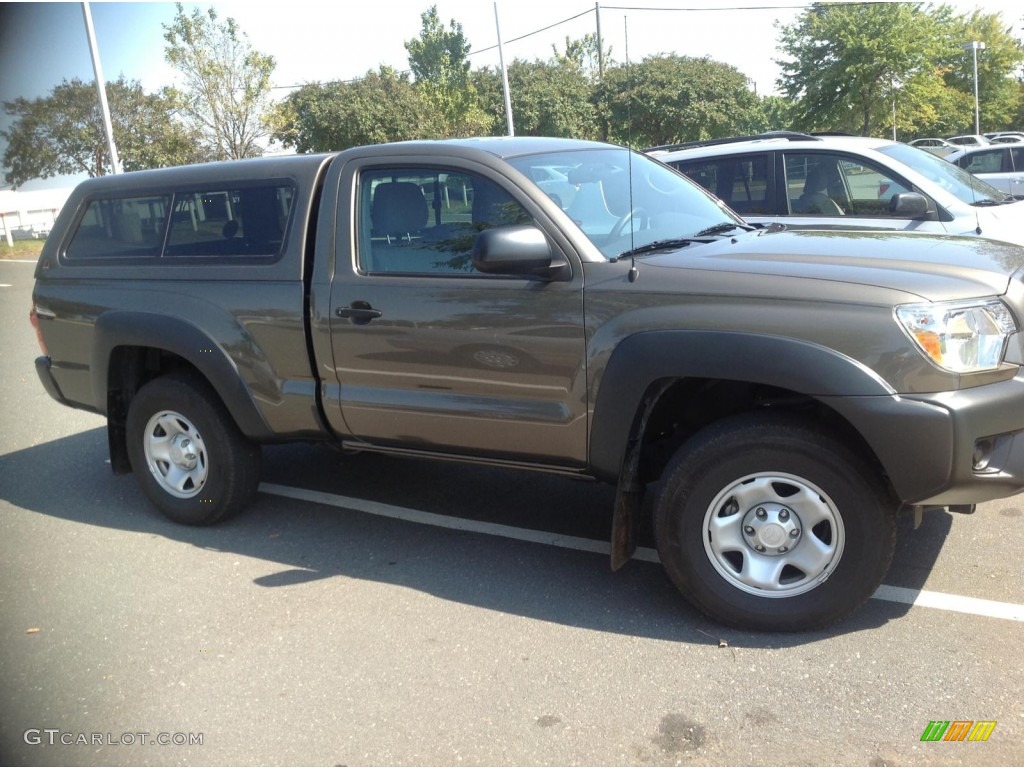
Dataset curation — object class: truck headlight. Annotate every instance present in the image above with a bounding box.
[895,299,1017,373]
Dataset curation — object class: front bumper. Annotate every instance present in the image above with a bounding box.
[825,372,1024,506]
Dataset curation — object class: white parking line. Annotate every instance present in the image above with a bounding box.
[259,482,1024,623]
[871,584,1023,621]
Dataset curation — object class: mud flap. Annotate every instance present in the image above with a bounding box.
[609,380,673,570]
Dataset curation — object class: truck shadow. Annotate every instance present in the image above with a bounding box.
[1,429,956,648]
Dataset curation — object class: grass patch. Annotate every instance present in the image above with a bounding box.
[0,240,45,260]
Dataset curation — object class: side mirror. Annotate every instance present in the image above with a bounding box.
[889,192,931,218]
[472,225,570,280]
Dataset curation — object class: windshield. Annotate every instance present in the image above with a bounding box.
[877,142,1006,204]
[506,147,744,259]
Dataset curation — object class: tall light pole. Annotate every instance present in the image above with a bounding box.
[82,2,122,174]
[963,40,985,135]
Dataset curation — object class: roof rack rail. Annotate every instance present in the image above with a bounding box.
[644,131,821,154]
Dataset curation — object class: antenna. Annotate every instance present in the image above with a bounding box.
[624,15,637,262]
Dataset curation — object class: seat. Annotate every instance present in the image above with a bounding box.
[367,181,432,272]
[371,182,428,243]
[797,166,844,215]
[796,166,844,215]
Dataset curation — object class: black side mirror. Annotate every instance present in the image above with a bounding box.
[889,192,931,218]
[472,225,570,280]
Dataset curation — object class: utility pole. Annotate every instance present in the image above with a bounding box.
[494,2,514,137]
[82,2,122,174]
[964,41,985,135]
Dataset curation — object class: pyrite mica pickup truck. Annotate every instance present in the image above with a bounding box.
[30,137,1024,631]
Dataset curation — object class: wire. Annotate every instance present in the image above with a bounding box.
[602,1,917,8]
[271,0,897,92]
[271,7,597,90]
[470,8,596,57]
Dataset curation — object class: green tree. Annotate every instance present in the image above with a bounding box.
[934,8,1024,132]
[269,67,442,153]
[757,94,796,132]
[404,5,489,136]
[2,77,203,188]
[597,55,762,148]
[777,2,950,136]
[163,3,276,159]
[552,33,610,82]
[474,59,597,139]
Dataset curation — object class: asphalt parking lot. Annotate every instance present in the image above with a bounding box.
[1,258,1022,766]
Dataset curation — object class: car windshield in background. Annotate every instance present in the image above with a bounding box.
[507,148,743,260]
[877,142,1007,204]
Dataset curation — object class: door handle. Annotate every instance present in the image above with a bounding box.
[336,301,382,324]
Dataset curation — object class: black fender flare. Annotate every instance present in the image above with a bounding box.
[594,330,959,569]
[589,330,898,482]
[91,311,273,440]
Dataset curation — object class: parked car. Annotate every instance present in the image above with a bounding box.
[650,132,1024,246]
[945,144,1024,197]
[984,131,1024,142]
[990,135,1024,144]
[947,134,992,147]
[9,224,50,241]
[909,137,958,157]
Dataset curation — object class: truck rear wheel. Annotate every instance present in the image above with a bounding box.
[126,372,260,525]
[653,413,895,631]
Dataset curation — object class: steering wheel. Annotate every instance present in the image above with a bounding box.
[611,207,650,240]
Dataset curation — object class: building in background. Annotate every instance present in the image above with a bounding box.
[0,187,73,246]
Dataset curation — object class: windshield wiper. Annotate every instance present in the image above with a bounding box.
[972,198,1004,206]
[615,223,752,260]
[617,238,696,260]
[691,222,749,237]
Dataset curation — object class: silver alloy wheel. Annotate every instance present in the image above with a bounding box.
[142,410,209,498]
[702,472,845,598]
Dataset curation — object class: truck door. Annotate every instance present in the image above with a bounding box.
[327,164,588,468]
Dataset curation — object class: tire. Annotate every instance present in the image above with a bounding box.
[653,413,896,632]
[126,371,261,525]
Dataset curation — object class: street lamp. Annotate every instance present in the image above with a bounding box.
[963,41,986,135]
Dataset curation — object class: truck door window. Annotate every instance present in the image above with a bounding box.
[358,168,531,275]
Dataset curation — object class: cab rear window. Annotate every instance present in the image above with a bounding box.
[64,184,295,262]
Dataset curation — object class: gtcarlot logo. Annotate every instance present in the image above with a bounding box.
[920,721,997,742]
[24,729,204,747]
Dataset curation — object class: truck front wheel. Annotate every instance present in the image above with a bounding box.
[653,414,896,631]
[126,372,260,525]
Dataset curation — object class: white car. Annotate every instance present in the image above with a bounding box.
[946,144,1024,198]
[984,131,1024,143]
[947,134,991,147]
[650,133,1024,247]
[909,137,958,157]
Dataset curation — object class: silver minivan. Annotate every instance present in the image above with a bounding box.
[652,133,1024,247]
